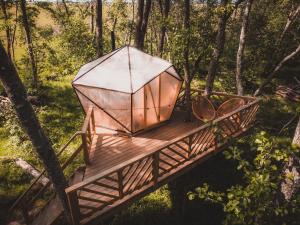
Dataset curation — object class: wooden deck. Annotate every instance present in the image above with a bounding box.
[85,111,202,179]
[65,91,260,225]
[9,90,259,225]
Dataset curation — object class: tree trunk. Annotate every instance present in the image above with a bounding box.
[158,0,170,57]
[96,0,103,57]
[235,0,253,96]
[0,43,71,223]
[280,117,300,202]
[0,0,12,60]
[254,44,300,96]
[204,0,229,96]
[90,1,94,34]
[111,18,117,51]
[183,0,191,121]
[20,0,38,88]
[293,117,300,146]
[134,0,152,50]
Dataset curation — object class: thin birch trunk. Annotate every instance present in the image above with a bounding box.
[235,0,253,95]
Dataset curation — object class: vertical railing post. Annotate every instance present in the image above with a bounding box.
[117,170,124,198]
[67,190,81,225]
[81,133,90,165]
[152,152,159,185]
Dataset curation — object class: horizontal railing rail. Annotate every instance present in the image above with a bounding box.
[176,89,256,108]
[65,94,260,225]
[10,107,96,222]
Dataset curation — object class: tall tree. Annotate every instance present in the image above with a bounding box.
[204,0,229,96]
[0,43,70,222]
[279,116,300,202]
[135,0,152,50]
[157,0,170,57]
[20,0,38,88]
[235,0,253,95]
[96,0,103,56]
[0,0,12,60]
[183,0,192,121]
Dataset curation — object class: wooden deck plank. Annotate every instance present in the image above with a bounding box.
[84,111,202,179]
[68,103,258,225]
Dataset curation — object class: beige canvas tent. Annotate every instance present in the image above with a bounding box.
[72,46,183,134]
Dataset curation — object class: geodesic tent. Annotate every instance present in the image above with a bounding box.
[72,46,183,134]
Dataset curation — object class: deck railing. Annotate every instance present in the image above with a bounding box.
[65,92,260,225]
[9,107,96,222]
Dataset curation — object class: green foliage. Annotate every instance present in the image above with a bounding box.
[111,187,175,225]
[189,132,300,224]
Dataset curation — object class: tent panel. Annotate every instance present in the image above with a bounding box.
[73,47,132,93]
[145,78,160,126]
[75,86,131,131]
[132,88,145,132]
[75,91,128,132]
[166,66,182,80]
[73,49,120,81]
[145,87,158,127]
[160,72,182,121]
[129,47,173,92]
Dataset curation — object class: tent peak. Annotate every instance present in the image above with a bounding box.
[73,46,181,93]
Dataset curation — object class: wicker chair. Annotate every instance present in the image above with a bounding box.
[216,97,245,136]
[216,98,245,117]
[192,96,216,122]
